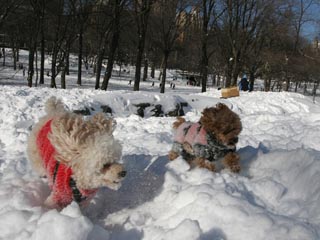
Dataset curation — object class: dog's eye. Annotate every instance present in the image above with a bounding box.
[102,163,111,171]
[103,163,111,169]
[230,137,238,144]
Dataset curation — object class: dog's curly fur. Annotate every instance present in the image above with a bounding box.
[169,103,242,173]
[27,97,125,208]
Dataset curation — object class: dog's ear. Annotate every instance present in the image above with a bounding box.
[48,115,87,165]
[90,113,115,135]
[215,103,228,111]
[173,117,186,129]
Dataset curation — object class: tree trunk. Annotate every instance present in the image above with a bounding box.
[225,65,232,88]
[35,47,39,87]
[134,37,144,90]
[95,48,105,89]
[200,0,209,93]
[285,77,290,91]
[160,52,169,93]
[295,81,298,92]
[249,71,255,92]
[27,48,35,87]
[101,2,121,91]
[40,24,45,84]
[13,47,17,70]
[51,51,57,88]
[77,28,83,86]
[200,14,208,92]
[143,57,148,82]
[231,60,240,86]
[61,64,66,89]
[101,32,119,90]
[66,50,70,75]
[312,81,318,103]
[151,62,155,78]
[264,78,271,92]
[16,47,19,62]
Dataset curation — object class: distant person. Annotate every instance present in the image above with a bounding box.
[239,75,249,91]
[151,81,154,87]
[128,80,132,85]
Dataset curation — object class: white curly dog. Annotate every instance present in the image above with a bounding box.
[27,97,125,209]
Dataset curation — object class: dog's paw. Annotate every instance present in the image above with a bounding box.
[44,193,61,209]
[193,158,216,172]
[230,164,241,173]
[168,150,179,160]
[223,152,241,173]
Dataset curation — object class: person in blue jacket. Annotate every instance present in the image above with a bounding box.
[239,74,249,91]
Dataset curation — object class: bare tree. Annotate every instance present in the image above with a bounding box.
[101,0,126,90]
[69,0,95,86]
[151,0,191,93]
[215,0,271,87]
[199,0,223,92]
[0,0,24,30]
[133,0,153,91]
[47,0,73,88]
[87,2,113,89]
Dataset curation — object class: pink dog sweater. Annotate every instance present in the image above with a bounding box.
[172,121,235,161]
[36,119,97,207]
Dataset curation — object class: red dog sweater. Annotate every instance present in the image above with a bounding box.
[36,119,97,207]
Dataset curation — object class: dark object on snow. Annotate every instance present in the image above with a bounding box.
[101,105,113,115]
[239,77,249,91]
[134,103,151,117]
[151,104,164,117]
[167,102,188,117]
[73,107,91,116]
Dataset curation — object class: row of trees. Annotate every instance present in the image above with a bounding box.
[0,0,319,93]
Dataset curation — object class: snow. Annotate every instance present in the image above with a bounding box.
[1,50,320,239]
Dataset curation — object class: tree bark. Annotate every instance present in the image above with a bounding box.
[27,48,35,87]
[95,48,105,89]
[249,71,254,92]
[151,62,155,78]
[13,47,17,70]
[77,28,83,85]
[39,29,45,84]
[51,50,57,88]
[61,64,66,89]
[160,52,169,93]
[143,57,148,82]
[134,35,144,90]
[101,1,121,90]
[133,0,151,91]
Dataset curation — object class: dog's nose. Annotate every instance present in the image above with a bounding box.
[118,171,126,178]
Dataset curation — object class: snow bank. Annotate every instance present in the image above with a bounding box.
[0,85,319,239]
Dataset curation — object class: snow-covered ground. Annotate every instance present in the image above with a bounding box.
[0,49,320,240]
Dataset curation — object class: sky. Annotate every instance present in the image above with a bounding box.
[0,49,320,240]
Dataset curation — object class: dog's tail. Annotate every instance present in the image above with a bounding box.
[173,117,186,129]
[45,97,66,115]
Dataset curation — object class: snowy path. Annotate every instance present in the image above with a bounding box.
[0,86,319,240]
